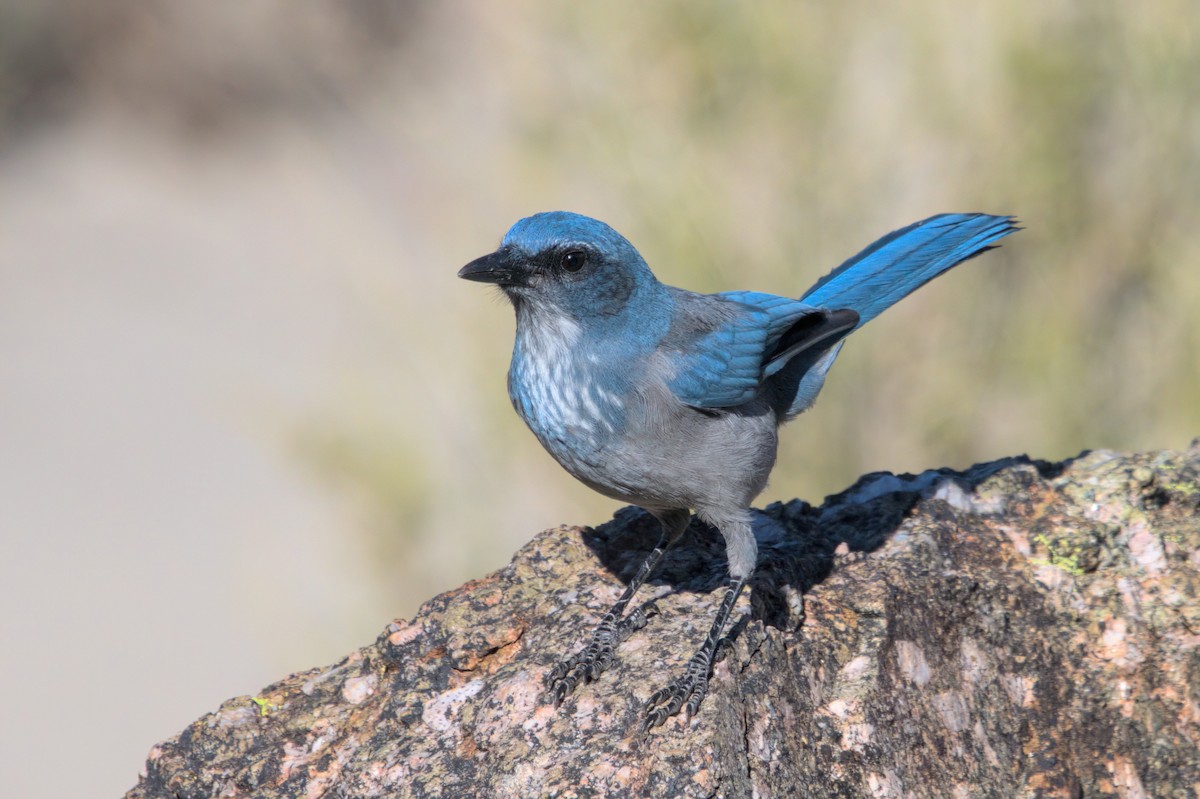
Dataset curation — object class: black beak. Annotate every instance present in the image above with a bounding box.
[458,247,529,287]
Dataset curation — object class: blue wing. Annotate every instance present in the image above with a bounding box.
[663,291,855,408]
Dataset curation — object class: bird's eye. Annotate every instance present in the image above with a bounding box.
[560,250,587,273]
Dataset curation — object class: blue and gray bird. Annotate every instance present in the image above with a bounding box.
[459,210,1017,730]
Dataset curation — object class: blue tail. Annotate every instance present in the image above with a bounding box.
[800,213,1019,326]
[769,213,1018,421]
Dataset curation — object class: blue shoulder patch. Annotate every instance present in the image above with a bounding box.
[664,292,822,408]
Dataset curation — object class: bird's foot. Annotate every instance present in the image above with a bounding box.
[640,648,716,733]
[546,600,659,705]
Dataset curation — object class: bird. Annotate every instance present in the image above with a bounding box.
[458,210,1018,730]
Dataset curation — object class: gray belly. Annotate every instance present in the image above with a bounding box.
[541,391,780,513]
[509,347,779,512]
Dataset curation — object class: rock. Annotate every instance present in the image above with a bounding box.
[125,445,1200,798]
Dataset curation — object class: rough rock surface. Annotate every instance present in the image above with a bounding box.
[126,445,1200,798]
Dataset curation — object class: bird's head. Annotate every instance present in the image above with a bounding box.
[458,212,659,323]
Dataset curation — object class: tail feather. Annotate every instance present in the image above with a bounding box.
[770,212,1018,421]
[800,213,1019,326]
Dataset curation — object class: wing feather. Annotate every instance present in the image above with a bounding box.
[663,291,852,408]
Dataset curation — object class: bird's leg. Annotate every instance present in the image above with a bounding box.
[546,543,666,703]
[641,575,746,731]
[547,509,689,705]
[642,507,756,731]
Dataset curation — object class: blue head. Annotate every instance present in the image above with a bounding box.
[459,212,664,326]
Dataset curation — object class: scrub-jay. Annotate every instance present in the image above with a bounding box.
[459,210,1016,729]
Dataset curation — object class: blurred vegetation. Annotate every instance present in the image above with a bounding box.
[500,2,1200,504]
[5,1,1198,607]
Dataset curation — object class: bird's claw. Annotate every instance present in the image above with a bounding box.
[618,599,660,635]
[546,599,661,706]
[640,652,714,733]
[713,635,734,664]
[546,644,614,705]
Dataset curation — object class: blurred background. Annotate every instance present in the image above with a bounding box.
[2,1,1198,795]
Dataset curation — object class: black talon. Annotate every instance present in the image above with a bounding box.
[617,599,660,637]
